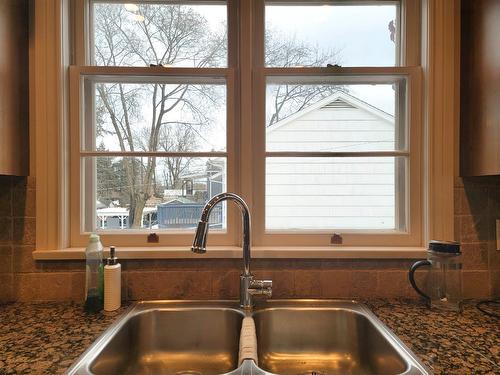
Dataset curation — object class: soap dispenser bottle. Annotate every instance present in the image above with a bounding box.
[104,246,121,311]
[84,233,104,313]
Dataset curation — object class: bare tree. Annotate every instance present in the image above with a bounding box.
[265,30,345,126]
[94,3,344,228]
[158,125,198,190]
[94,3,225,227]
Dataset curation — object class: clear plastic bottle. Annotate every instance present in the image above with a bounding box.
[84,233,104,313]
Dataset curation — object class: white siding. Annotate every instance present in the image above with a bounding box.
[267,106,395,152]
[265,99,396,230]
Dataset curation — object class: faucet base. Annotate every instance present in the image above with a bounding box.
[240,274,273,309]
[240,274,254,309]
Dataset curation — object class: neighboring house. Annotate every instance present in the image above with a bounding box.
[157,197,223,229]
[96,206,157,229]
[179,158,225,201]
[266,92,397,230]
[158,159,226,229]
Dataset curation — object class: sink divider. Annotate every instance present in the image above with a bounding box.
[238,317,258,366]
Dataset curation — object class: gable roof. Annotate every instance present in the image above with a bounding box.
[266,91,394,134]
[159,197,196,206]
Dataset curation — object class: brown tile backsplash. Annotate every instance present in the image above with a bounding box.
[0,217,13,243]
[460,242,489,270]
[0,174,498,303]
[13,217,36,245]
[13,187,35,218]
[212,270,240,299]
[462,270,491,299]
[0,245,13,274]
[0,179,12,217]
[377,271,413,298]
[351,271,378,298]
[0,273,14,301]
[13,245,40,273]
[320,270,351,298]
[294,269,322,297]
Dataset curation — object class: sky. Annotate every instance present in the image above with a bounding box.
[265,4,397,115]
[94,3,399,154]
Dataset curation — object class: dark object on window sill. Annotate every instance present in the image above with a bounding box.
[330,233,343,245]
[147,233,159,243]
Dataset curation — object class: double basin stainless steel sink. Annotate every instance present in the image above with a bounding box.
[66,300,431,375]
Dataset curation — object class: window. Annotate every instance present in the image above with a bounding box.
[250,0,422,247]
[68,0,423,248]
[70,0,237,247]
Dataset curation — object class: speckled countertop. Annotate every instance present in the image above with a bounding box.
[0,299,498,374]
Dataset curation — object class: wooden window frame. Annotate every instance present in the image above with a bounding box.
[69,67,238,248]
[246,0,423,247]
[67,0,241,248]
[251,68,423,247]
[32,0,458,259]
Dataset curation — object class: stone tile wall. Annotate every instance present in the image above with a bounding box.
[0,175,498,302]
[455,176,500,298]
[0,176,36,302]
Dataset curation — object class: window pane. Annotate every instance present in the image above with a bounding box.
[266,82,405,152]
[82,156,227,231]
[92,2,227,67]
[82,78,227,152]
[265,157,406,231]
[265,3,398,67]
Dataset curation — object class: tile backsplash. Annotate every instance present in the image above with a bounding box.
[455,176,500,298]
[0,175,498,302]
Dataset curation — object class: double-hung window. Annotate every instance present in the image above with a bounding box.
[70,0,422,248]
[250,0,422,247]
[71,0,237,247]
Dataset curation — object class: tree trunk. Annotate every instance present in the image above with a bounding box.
[130,193,147,228]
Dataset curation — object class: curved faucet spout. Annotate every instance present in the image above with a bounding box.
[191,193,271,309]
[191,193,251,276]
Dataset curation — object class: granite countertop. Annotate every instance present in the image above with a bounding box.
[0,299,498,374]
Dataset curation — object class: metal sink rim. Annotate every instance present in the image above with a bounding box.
[65,299,432,375]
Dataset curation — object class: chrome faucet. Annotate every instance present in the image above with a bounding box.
[191,192,272,309]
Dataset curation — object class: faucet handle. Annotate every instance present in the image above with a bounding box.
[261,286,273,298]
[249,279,273,298]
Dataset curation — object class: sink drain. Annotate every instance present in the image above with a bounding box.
[297,371,326,375]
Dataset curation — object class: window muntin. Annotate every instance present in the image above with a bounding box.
[71,0,422,247]
[265,2,399,67]
[91,2,227,67]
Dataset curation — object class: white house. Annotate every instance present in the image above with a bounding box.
[266,92,398,230]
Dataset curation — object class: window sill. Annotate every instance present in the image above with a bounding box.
[32,246,427,260]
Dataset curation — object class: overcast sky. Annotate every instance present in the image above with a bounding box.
[95,3,399,152]
[196,3,398,125]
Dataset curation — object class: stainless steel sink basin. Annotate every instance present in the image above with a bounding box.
[254,308,403,374]
[66,300,431,375]
[68,301,245,375]
[253,300,429,375]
